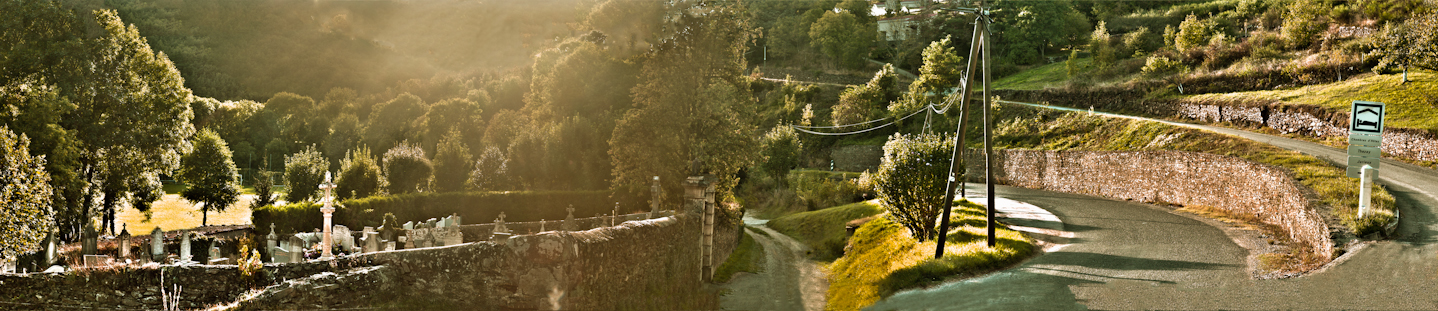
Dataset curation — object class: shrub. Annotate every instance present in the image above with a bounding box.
[250,171,276,209]
[382,141,432,194]
[1175,14,1214,54]
[467,146,511,191]
[337,146,382,200]
[432,129,473,193]
[1281,0,1328,49]
[284,145,330,202]
[873,133,955,241]
[760,125,802,183]
[1142,55,1189,77]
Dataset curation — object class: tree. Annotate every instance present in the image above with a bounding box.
[284,145,330,202]
[250,171,276,209]
[382,141,432,194]
[1066,49,1080,78]
[809,10,875,68]
[364,93,429,150]
[873,133,954,241]
[759,125,802,184]
[890,38,963,119]
[1372,12,1438,83]
[833,64,900,126]
[0,126,55,259]
[1175,14,1214,54]
[336,146,381,200]
[610,2,759,202]
[991,0,1089,64]
[1281,0,1329,49]
[467,146,511,191]
[1090,21,1116,69]
[432,129,473,193]
[178,129,241,227]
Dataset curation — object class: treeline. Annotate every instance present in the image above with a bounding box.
[0,0,764,250]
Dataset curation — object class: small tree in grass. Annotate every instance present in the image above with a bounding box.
[250,171,275,208]
[759,125,802,185]
[873,133,956,241]
[383,141,432,194]
[467,146,510,191]
[284,145,330,202]
[178,129,241,226]
[0,126,54,259]
[432,129,472,193]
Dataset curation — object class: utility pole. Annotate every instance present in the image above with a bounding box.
[935,5,995,258]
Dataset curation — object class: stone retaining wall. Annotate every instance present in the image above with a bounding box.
[1174,98,1438,163]
[964,149,1333,261]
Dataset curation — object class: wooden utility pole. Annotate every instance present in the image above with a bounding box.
[936,5,996,258]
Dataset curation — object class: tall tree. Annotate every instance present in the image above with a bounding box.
[809,10,874,68]
[0,126,55,259]
[284,145,330,202]
[336,146,382,200]
[431,129,473,193]
[178,129,240,227]
[610,1,759,202]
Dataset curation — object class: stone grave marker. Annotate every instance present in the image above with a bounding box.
[208,246,224,264]
[333,225,355,253]
[179,233,193,263]
[403,221,414,230]
[364,231,379,253]
[82,226,97,255]
[273,239,290,264]
[266,224,278,261]
[385,241,396,251]
[118,225,131,259]
[82,255,110,267]
[287,236,304,263]
[562,205,576,231]
[150,228,164,261]
[493,212,509,234]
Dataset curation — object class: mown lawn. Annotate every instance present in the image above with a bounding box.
[825,199,1033,311]
[1185,71,1438,131]
[714,228,765,283]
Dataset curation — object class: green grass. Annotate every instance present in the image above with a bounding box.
[767,200,885,261]
[1185,71,1438,131]
[825,199,1034,311]
[993,57,1090,90]
[714,229,766,283]
[162,180,263,195]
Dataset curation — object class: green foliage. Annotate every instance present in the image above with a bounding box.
[767,200,884,261]
[1066,50,1080,78]
[178,129,242,226]
[759,125,803,183]
[809,10,874,69]
[1175,13,1215,53]
[1371,11,1438,79]
[1281,0,1329,49]
[1122,26,1159,57]
[1090,21,1117,69]
[0,126,54,259]
[337,146,382,200]
[432,129,472,193]
[250,171,276,209]
[713,229,764,283]
[382,141,433,194]
[890,38,964,118]
[990,0,1090,65]
[284,145,330,202]
[467,146,511,191]
[1141,55,1190,77]
[873,133,955,241]
[833,64,900,127]
[610,4,758,205]
[365,93,429,151]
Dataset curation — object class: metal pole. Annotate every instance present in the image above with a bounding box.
[935,17,985,259]
[983,15,997,248]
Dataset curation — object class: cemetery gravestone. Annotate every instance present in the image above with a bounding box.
[118,225,131,259]
[150,228,164,261]
[288,236,304,263]
[180,233,193,263]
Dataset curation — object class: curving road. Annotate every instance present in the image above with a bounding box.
[867,103,1438,310]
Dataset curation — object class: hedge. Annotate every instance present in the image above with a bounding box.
[254,191,643,235]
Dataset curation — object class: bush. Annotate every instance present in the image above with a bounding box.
[467,146,511,191]
[759,125,802,183]
[432,130,472,192]
[1175,14,1215,54]
[789,170,872,210]
[284,145,330,202]
[873,133,955,241]
[250,171,276,208]
[382,141,432,194]
[1142,55,1190,77]
[337,146,382,200]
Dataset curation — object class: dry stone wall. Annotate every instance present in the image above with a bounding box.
[964,150,1333,261]
[1174,98,1438,163]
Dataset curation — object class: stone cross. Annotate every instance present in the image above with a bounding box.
[561,205,576,231]
[266,223,278,262]
[493,212,509,234]
[150,228,164,261]
[318,171,337,260]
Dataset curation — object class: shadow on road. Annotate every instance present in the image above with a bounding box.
[1040,252,1237,271]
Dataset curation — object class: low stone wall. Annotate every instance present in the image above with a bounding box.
[0,265,255,310]
[964,149,1333,261]
[1174,98,1438,163]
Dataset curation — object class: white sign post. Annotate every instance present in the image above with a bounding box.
[1347,101,1385,217]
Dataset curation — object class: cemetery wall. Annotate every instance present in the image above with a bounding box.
[964,149,1334,261]
[0,265,257,310]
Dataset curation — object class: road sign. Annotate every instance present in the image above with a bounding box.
[1348,132,1381,147]
[1347,145,1381,158]
[1350,101,1386,135]
[1346,101,1386,178]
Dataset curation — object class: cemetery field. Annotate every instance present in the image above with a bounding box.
[115,194,258,234]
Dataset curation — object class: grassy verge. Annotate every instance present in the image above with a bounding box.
[1184,71,1438,131]
[993,57,1089,90]
[826,199,1034,311]
[767,201,884,261]
[714,229,765,283]
[993,108,1397,270]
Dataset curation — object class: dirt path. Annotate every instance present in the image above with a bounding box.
[720,216,828,311]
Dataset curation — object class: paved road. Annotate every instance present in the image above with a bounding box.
[866,103,1438,310]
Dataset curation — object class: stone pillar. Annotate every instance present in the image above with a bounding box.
[150,228,164,262]
[180,233,192,262]
[117,225,131,259]
[1359,164,1374,216]
[82,226,97,255]
[319,172,337,260]
[44,233,56,266]
[650,176,661,218]
[685,176,716,282]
